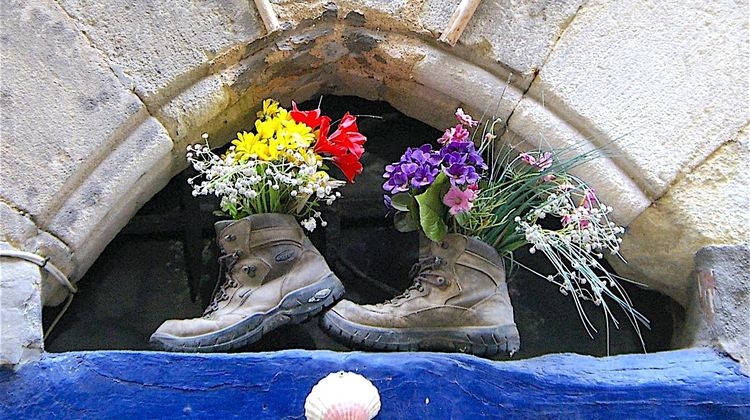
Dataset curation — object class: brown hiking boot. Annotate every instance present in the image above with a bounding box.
[150,213,344,352]
[321,234,519,356]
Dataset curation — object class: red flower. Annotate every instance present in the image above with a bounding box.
[316,113,366,158]
[331,151,363,183]
[290,102,367,183]
[314,112,367,183]
[290,101,325,129]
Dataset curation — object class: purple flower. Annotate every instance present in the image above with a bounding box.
[384,194,394,209]
[383,169,410,193]
[383,145,443,194]
[437,139,486,185]
[383,128,488,204]
[445,163,479,185]
[400,162,418,176]
[412,165,439,187]
[441,141,486,167]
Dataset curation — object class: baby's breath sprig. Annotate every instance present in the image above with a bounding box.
[184,97,363,231]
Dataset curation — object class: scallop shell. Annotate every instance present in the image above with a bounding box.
[304,371,381,420]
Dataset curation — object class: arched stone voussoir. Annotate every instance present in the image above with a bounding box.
[43,118,174,304]
[505,95,652,226]
[154,24,528,175]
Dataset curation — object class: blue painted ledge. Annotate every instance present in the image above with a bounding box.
[1,348,748,419]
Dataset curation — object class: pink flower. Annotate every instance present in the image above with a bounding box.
[455,108,478,127]
[559,183,575,191]
[562,208,591,229]
[543,174,556,182]
[443,186,477,215]
[438,124,470,144]
[536,152,553,171]
[582,189,597,209]
[520,151,553,171]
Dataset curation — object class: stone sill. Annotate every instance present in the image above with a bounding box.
[1,348,748,418]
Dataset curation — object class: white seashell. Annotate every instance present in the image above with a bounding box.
[304,371,381,420]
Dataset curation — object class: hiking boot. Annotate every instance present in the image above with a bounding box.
[150,213,344,352]
[321,234,519,356]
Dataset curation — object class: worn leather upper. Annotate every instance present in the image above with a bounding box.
[330,234,516,328]
[153,213,333,338]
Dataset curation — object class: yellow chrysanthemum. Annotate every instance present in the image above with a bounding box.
[312,171,330,182]
[256,118,280,139]
[256,99,280,120]
[280,119,315,148]
[231,131,260,162]
[230,99,315,163]
[276,107,291,121]
[253,140,277,161]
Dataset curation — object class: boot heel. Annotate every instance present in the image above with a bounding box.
[282,274,345,324]
[459,324,520,356]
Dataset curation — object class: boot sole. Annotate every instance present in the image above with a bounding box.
[150,273,345,352]
[321,310,520,357]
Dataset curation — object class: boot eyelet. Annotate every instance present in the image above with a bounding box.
[235,250,244,257]
[242,265,256,277]
[224,234,236,241]
[436,277,445,286]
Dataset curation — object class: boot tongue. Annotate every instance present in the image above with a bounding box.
[214,220,234,236]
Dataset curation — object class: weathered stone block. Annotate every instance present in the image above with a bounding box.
[383,80,460,130]
[531,0,749,198]
[420,0,583,82]
[0,203,75,306]
[608,129,749,305]
[679,245,750,374]
[412,49,523,124]
[0,246,43,367]
[58,0,265,108]
[0,0,147,221]
[46,118,174,279]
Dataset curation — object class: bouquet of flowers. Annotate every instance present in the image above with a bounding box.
[187,99,366,230]
[383,108,648,340]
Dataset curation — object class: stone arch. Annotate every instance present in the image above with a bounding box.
[2,0,747,364]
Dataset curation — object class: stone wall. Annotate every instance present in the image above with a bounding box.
[1,0,748,365]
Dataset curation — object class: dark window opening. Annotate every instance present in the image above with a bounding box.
[43,96,680,358]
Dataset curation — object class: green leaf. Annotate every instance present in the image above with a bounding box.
[394,211,419,232]
[455,211,471,228]
[222,202,238,219]
[415,173,450,242]
[390,193,414,212]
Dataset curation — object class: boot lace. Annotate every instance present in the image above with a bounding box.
[381,256,446,305]
[203,252,240,316]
